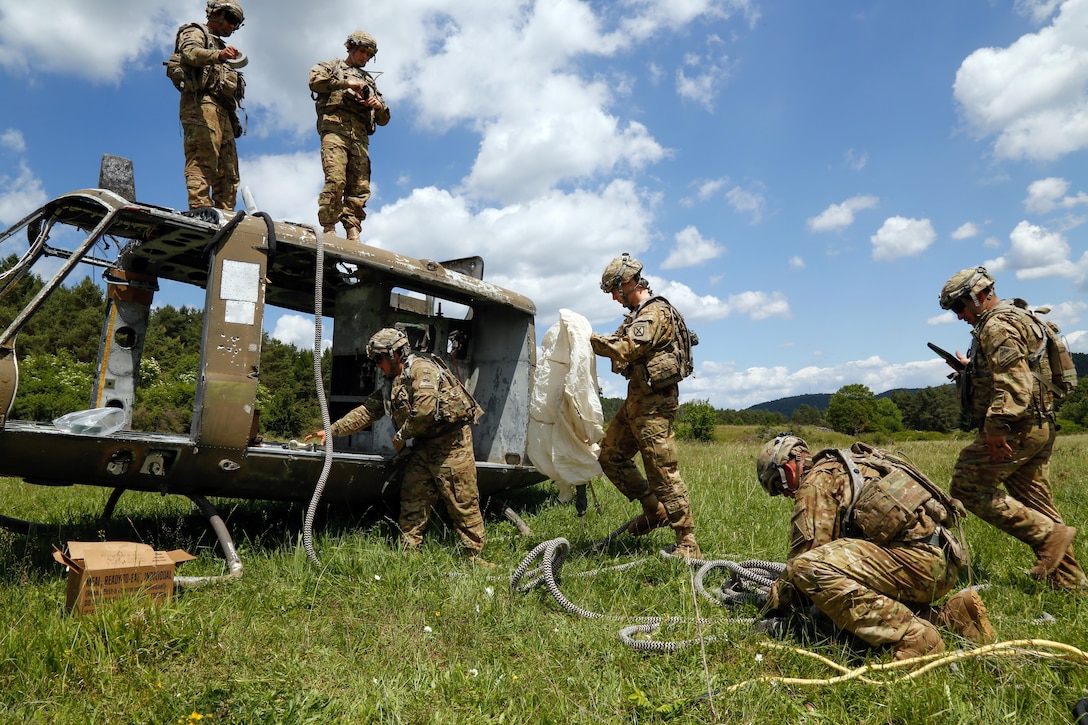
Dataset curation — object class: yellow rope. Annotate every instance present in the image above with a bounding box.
[724,639,1088,692]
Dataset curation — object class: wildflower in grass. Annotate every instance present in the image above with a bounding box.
[373,574,381,581]
[469,668,479,678]
[485,586,494,597]
[755,654,763,662]
[423,625,433,633]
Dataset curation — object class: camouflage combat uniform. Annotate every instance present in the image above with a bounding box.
[952,299,1086,588]
[767,447,961,651]
[177,23,244,211]
[590,296,695,533]
[308,59,390,235]
[330,354,485,554]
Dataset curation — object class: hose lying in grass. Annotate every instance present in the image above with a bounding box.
[510,536,783,652]
[511,534,1088,687]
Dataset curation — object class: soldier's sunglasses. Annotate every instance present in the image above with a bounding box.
[949,299,966,314]
[222,10,243,27]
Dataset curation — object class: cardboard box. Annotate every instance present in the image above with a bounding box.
[53,541,196,614]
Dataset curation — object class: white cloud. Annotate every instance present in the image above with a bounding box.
[726,183,766,223]
[239,151,325,226]
[1066,328,1088,352]
[0,0,181,83]
[954,0,1088,161]
[845,149,869,171]
[0,162,47,226]
[662,225,724,269]
[1038,299,1087,329]
[682,355,952,409]
[676,54,731,110]
[681,177,729,206]
[0,129,26,154]
[985,220,1076,278]
[270,313,331,351]
[870,216,936,261]
[1024,176,1088,213]
[807,194,878,232]
[788,255,804,269]
[359,179,659,331]
[1016,0,1065,24]
[651,279,790,323]
[951,222,980,239]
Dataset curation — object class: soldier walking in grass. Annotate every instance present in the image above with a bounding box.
[938,267,1085,590]
[308,31,390,242]
[305,328,492,567]
[756,434,994,660]
[590,253,701,559]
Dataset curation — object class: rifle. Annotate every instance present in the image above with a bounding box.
[928,342,966,372]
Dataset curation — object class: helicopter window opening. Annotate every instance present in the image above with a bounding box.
[105,398,124,409]
[388,287,471,320]
[114,326,137,349]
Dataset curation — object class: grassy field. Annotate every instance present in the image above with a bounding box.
[1,427,1087,724]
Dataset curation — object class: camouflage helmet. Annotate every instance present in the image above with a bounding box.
[756,433,808,496]
[366,327,409,361]
[600,253,644,293]
[939,266,995,311]
[346,30,378,54]
[206,0,244,23]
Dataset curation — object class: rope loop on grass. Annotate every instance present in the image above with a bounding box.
[511,536,768,652]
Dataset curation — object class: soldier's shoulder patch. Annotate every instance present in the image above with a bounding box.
[417,371,437,389]
[631,319,652,342]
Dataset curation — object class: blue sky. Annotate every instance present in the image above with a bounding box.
[1,0,1086,408]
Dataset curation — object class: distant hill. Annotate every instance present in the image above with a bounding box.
[746,387,937,418]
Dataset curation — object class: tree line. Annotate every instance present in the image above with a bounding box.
[0,257,324,439]
[666,356,1088,441]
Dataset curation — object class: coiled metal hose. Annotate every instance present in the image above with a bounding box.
[511,536,783,652]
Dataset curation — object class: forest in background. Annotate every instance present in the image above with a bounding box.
[0,257,324,439]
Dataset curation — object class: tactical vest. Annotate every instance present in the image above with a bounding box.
[166,23,245,109]
[816,443,967,566]
[965,300,1067,423]
[413,354,483,426]
[312,60,382,135]
[638,296,698,390]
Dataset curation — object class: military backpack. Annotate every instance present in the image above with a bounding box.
[1011,298,1079,400]
[642,296,698,389]
[818,443,968,566]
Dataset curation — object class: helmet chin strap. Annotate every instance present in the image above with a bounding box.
[619,278,642,310]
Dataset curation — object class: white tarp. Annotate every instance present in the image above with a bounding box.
[527,309,605,501]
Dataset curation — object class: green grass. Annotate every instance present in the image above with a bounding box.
[2,431,1087,723]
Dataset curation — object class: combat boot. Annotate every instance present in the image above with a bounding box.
[893,618,945,661]
[345,226,361,242]
[672,528,702,561]
[939,588,996,644]
[627,496,668,536]
[321,224,337,236]
[1030,523,1077,580]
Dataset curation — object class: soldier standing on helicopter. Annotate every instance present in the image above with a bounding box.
[308,31,391,242]
[173,0,247,211]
